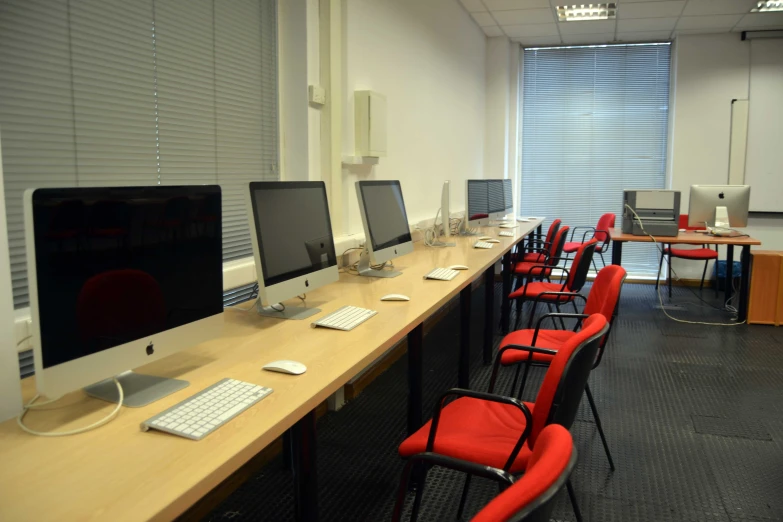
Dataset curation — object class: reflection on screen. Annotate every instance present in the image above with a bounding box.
[360,182,411,251]
[253,184,337,286]
[503,179,513,211]
[31,187,224,369]
[488,180,504,214]
[467,180,489,221]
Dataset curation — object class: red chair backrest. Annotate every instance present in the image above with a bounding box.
[545,219,561,247]
[546,226,569,266]
[528,314,608,447]
[471,425,575,522]
[565,238,597,291]
[584,265,627,320]
[679,214,706,231]
[595,213,615,243]
[77,269,166,352]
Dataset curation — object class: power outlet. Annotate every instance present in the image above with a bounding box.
[308,85,326,106]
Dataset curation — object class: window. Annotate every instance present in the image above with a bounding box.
[0,0,278,309]
[519,43,671,275]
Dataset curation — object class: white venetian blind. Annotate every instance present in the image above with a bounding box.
[519,43,671,275]
[0,0,279,308]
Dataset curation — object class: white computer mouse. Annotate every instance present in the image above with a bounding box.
[448,265,469,270]
[263,360,307,375]
[486,239,500,243]
[381,294,410,301]
[478,236,492,241]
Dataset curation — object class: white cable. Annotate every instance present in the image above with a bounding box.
[17,378,124,437]
[423,207,449,248]
[624,204,744,327]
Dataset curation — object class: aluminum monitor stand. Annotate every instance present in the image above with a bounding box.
[255,301,322,320]
[357,251,401,278]
[84,370,189,408]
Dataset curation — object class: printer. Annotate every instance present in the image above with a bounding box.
[622,190,680,237]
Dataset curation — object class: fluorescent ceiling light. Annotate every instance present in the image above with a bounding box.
[751,1,783,12]
[557,3,617,22]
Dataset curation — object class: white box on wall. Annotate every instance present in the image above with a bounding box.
[354,90,387,158]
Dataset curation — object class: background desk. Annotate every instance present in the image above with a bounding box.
[608,228,761,322]
[0,219,542,522]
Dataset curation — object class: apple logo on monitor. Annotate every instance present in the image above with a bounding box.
[719,192,725,199]
[146,342,154,356]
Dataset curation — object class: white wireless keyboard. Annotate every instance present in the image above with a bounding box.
[499,231,514,237]
[311,305,377,331]
[141,378,273,440]
[474,241,494,249]
[424,267,459,281]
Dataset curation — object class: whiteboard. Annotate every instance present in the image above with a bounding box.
[745,39,783,212]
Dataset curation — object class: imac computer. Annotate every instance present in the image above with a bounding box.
[24,186,224,406]
[356,180,414,278]
[247,181,339,319]
[465,179,490,231]
[488,179,506,221]
[688,185,751,230]
[441,180,452,239]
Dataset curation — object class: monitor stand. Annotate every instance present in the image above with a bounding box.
[84,371,189,408]
[255,302,322,320]
[357,254,401,278]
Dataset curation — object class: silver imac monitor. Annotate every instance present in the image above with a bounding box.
[688,185,751,229]
[24,186,224,406]
[488,179,506,220]
[503,179,513,215]
[441,180,451,239]
[465,179,490,229]
[355,180,414,278]
[247,181,339,319]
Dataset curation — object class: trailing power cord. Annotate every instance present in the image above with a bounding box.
[625,204,744,327]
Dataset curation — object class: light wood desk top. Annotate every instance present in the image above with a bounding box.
[0,219,542,522]
[608,227,761,246]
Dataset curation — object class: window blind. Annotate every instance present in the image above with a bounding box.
[0,0,279,308]
[519,43,671,275]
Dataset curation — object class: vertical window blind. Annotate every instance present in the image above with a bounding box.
[0,0,278,309]
[519,43,671,275]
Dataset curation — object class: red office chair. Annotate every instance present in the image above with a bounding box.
[395,314,609,522]
[509,238,598,330]
[471,425,576,522]
[393,425,576,522]
[494,264,628,471]
[512,226,569,280]
[656,214,718,298]
[517,219,561,264]
[563,213,615,272]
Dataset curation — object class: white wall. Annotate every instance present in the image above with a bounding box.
[669,33,783,279]
[339,0,486,239]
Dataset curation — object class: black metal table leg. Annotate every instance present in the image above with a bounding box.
[536,224,543,242]
[725,244,734,308]
[611,240,622,265]
[459,286,471,389]
[738,245,751,322]
[501,252,512,334]
[407,324,423,436]
[483,267,494,365]
[291,410,318,522]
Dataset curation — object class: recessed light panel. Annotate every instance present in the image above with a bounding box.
[557,3,617,22]
[751,1,783,12]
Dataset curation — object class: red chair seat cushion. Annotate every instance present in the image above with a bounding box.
[398,397,535,473]
[513,262,551,277]
[522,252,545,263]
[498,329,575,365]
[665,247,718,260]
[508,281,572,301]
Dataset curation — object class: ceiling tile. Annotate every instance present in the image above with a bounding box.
[492,8,554,25]
[675,28,733,35]
[734,12,783,29]
[560,32,617,44]
[471,12,497,26]
[682,0,757,16]
[616,30,672,41]
[460,0,487,12]
[617,17,677,31]
[618,1,685,19]
[503,22,559,36]
[513,35,562,46]
[558,19,616,34]
[483,25,506,36]
[676,14,743,30]
[485,0,549,10]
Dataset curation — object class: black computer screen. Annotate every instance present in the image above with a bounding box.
[467,180,489,221]
[250,181,337,286]
[488,180,505,214]
[503,179,513,211]
[30,186,224,369]
[358,181,412,251]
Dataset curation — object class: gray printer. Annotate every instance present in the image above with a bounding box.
[622,190,680,237]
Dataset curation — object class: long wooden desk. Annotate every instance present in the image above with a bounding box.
[0,219,543,522]
[608,228,761,321]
